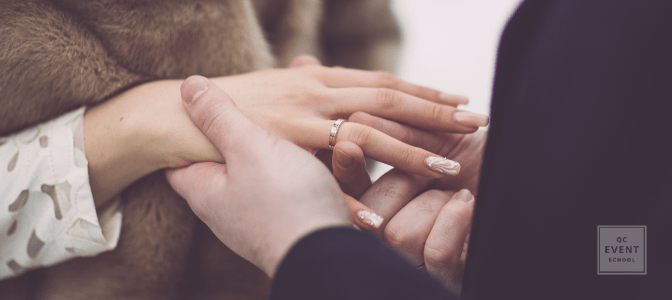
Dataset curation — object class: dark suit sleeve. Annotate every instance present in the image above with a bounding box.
[271,227,458,300]
[462,1,672,300]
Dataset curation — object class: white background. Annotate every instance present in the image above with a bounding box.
[370,0,522,179]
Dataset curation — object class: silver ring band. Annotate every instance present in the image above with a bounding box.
[329,119,346,150]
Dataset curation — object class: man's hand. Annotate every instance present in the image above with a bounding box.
[330,113,487,291]
[166,76,351,277]
[359,174,474,293]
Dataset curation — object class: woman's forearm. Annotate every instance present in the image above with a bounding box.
[83,79,220,207]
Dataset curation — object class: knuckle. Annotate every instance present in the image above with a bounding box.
[425,190,450,204]
[347,124,373,147]
[424,189,447,199]
[429,103,447,122]
[348,111,370,124]
[400,126,417,145]
[295,54,317,62]
[303,64,324,74]
[199,105,229,138]
[376,88,400,109]
[419,190,451,209]
[411,192,449,214]
[442,202,472,223]
[424,243,458,268]
[384,225,411,251]
[375,71,398,88]
[397,145,417,167]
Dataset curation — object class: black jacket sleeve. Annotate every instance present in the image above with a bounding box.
[271,227,458,300]
[462,1,672,300]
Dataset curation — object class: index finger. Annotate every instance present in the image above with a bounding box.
[287,119,461,179]
[316,67,469,107]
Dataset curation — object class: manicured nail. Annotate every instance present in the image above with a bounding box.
[453,189,473,202]
[453,111,489,127]
[183,77,209,105]
[425,156,460,176]
[440,92,469,105]
[357,210,383,228]
[335,148,355,169]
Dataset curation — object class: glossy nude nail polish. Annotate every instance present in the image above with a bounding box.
[453,111,489,128]
[425,156,460,175]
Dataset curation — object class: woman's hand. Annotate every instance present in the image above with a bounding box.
[83,54,487,207]
[168,55,488,179]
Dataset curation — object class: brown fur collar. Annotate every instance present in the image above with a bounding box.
[0,1,399,299]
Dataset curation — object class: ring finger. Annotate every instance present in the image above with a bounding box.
[287,119,461,179]
[332,121,461,179]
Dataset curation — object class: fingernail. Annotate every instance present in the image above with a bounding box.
[425,156,460,176]
[182,77,209,105]
[453,189,473,202]
[335,149,354,169]
[440,92,469,105]
[357,210,383,228]
[453,111,489,127]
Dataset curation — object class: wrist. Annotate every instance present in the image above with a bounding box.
[145,80,223,168]
[84,80,182,206]
[260,221,352,277]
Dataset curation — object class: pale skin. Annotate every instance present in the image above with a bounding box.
[84,55,488,211]
[82,55,485,286]
[167,76,479,291]
[315,60,486,289]
[332,139,481,292]
[331,111,488,291]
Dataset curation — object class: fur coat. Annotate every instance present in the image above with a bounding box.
[0,0,400,299]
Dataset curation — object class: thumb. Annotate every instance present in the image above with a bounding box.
[332,141,372,199]
[181,75,267,162]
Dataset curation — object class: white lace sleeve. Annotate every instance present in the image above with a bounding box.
[0,107,122,280]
